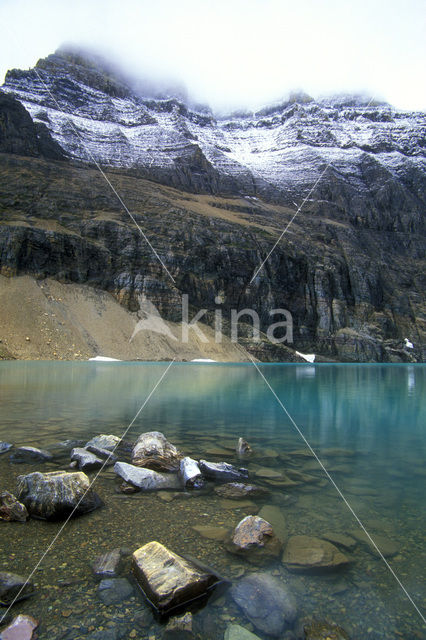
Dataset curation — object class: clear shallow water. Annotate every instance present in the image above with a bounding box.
[0,362,424,639]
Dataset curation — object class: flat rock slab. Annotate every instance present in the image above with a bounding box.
[0,491,28,522]
[219,499,259,512]
[282,535,349,573]
[321,532,357,552]
[133,541,219,614]
[71,448,104,471]
[258,505,287,542]
[132,431,181,472]
[0,614,38,640]
[86,445,117,464]
[10,447,52,463]
[252,467,283,479]
[192,525,229,541]
[92,549,122,579]
[0,442,13,454]
[199,460,248,482]
[17,470,103,520]
[303,619,350,639]
[214,483,268,500]
[350,530,398,558]
[232,572,297,637]
[114,462,182,491]
[85,435,121,451]
[97,578,133,605]
[0,572,35,606]
[225,624,261,640]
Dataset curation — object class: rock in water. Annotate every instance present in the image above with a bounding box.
[199,460,249,482]
[231,572,297,637]
[303,619,350,639]
[236,438,253,458]
[132,541,219,614]
[114,462,182,490]
[224,624,262,640]
[180,457,204,488]
[214,483,268,500]
[164,612,193,639]
[86,445,117,464]
[0,491,28,522]
[228,515,282,559]
[132,431,182,471]
[0,442,13,455]
[97,578,133,605]
[257,505,287,542]
[85,435,121,451]
[92,549,122,579]
[0,614,38,639]
[10,446,53,463]
[16,470,103,520]
[70,448,104,471]
[0,572,35,606]
[282,535,349,573]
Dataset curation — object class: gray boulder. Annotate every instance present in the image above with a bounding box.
[0,572,35,606]
[86,445,118,464]
[132,431,182,471]
[199,460,249,482]
[228,515,282,560]
[85,435,121,451]
[70,448,104,471]
[232,572,297,637]
[10,446,53,463]
[114,462,182,491]
[180,457,204,488]
[16,470,103,520]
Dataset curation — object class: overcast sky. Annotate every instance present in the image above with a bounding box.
[0,0,425,112]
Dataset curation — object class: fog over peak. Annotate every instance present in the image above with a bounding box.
[0,0,425,112]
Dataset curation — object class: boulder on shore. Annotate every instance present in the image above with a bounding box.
[282,535,350,573]
[231,572,297,637]
[114,462,182,491]
[0,491,28,522]
[199,460,249,483]
[132,541,219,614]
[85,435,121,451]
[0,614,38,640]
[132,431,182,471]
[16,470,103,520]
[0,572,35,606]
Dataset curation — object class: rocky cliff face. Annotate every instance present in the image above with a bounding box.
[0,48,424,362]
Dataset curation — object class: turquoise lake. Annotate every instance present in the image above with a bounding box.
[0,362,425,639]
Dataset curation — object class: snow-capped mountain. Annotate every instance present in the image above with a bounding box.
[2,48,425,208]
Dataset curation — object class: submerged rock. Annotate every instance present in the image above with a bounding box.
[192,525,229,541]
[258,505,287,543]
[199,460,249,482]
[10,446,53,464]
[97,577,133,605]
[0,442,13,455]
[282,536,349,573]
[0,614,38,640]
[0,572,35,606]
[214,483,268,500]
[180,457,204,488]
[132,431,181,471]
[320,532,357,552]
[225,624,262,640]
[0,491,28,522]
[70,448,104,471]
[92,549,122,579]
[16,470,103,520]
[303,619,350,639]
[164,612,193,639]
[236,438,253,458]
[114,462,182,490]
[132,541,219,614]
[232,572,297,637]
[350,529,398,558]
[85,435,121,451]
[228,515,282,559]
